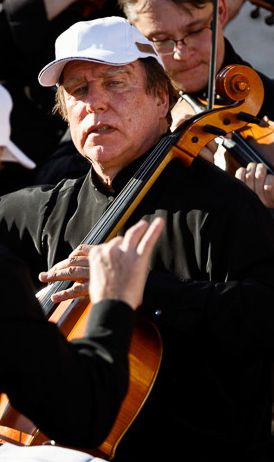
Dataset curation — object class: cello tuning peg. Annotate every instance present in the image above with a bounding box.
[203,124,227,137]
[237,112,263,125]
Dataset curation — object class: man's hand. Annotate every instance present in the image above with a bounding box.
[39,218,165,306]
[39,243,91,303]
[89,217,165,309]
[235,162,274,208]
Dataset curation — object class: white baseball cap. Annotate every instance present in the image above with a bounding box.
[0,85,36,169]
[38,16,163,87]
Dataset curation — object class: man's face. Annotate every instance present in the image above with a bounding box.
[130,0,226,94]
[62,60,169,184]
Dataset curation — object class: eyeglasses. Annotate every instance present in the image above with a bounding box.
[151,23,212,56]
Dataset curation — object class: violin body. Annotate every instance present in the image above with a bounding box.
[0,64,265,458]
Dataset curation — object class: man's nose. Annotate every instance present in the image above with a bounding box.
[85,89,108,113]
[172,41,186,60]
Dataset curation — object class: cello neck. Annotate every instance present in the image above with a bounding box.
[36,131,183,317]
[179,93,274,174]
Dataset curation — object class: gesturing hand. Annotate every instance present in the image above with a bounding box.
[89,217,165,310]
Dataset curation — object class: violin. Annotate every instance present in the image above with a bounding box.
[0,64,264,460]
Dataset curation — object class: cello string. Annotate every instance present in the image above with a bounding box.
[37,134,174,314]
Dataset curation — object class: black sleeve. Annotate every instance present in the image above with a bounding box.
[2,0,48,53]
[0,246,135,448]
[143,195,274,357]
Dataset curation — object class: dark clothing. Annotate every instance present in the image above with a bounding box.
[33,128,90,186]
[0,246,134,448]
[1,135,274,460]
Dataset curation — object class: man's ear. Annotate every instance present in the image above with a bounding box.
[218,0,229,27]
[156,88,170,118]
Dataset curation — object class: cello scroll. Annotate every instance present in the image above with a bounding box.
[171,64,264,166]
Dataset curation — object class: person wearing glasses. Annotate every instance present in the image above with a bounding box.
[118,0,274,209]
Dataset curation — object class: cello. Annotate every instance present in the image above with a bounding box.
[177,88,274,176]
[0,64,265,460]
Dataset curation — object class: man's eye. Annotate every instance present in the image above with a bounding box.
[191,28,203,36]
[72,85,88,96]
[106,79,124,88]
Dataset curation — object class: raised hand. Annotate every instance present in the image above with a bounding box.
[89,217,165,309]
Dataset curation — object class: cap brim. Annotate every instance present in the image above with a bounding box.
[38,56,134,87]
[3,141,36,169]
[38,47,162,87]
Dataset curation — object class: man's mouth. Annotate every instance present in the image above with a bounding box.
[87,124,113,136]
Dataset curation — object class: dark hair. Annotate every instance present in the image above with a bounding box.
[118,0,211,19]
[53,57,177,127]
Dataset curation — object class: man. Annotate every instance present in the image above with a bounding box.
[1,15,274,461]
[0,216,164,461]
[118,0,274,208]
